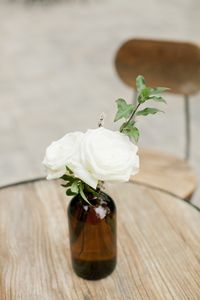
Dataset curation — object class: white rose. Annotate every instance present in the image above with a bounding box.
[68,127,139,189]
[42,132,83,179]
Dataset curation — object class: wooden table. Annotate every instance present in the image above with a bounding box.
[0,179,200,300]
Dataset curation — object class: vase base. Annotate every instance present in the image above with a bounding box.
[72,257,116,280]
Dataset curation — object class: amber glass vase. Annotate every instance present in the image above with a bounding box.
[67,190,117,280]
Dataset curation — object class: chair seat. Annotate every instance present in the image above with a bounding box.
[130,149,197,200]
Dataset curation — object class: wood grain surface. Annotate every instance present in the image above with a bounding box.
[0,180,200,300]
[131,149,197,200]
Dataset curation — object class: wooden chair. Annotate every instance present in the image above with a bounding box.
[114,39,199,200]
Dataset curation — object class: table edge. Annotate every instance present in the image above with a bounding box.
[0,176,199,213]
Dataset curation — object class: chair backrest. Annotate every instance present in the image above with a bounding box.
[114,39,200,95]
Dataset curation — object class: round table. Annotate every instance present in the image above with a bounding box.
[0,179,200,300]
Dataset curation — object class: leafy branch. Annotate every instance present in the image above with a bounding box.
[60,166,98,205]
[114,75,169,142]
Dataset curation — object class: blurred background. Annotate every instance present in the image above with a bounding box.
[0,0,200,206]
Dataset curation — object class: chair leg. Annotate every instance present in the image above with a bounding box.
[184,95,191,161]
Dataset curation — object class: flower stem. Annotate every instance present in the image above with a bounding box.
[120,102,141,132]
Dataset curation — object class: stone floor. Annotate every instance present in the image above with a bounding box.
[0,0,200,207]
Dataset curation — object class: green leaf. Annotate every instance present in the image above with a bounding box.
[149,87,169,95]
[120,119,135,131]
[121,122,140,143]
[114,99,134,122]
[61,181,72,188]
[136,75,146,93]
[61,174,74,182]
[66,166,73,174]
[126,127,139,143]
[130,126,139,142]
[61,183,69,188]
[136,108,163,116]
[120,123,125,132]
[66,189,77,196]
[141,87,151,98]
[149,95,167,103]
[138,87,151,103]
[71,181,79,194]
[79,183,93,206]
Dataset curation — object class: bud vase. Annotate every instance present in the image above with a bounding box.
[67,190,117,280]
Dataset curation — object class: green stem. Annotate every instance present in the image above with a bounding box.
[120,102,141,132]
